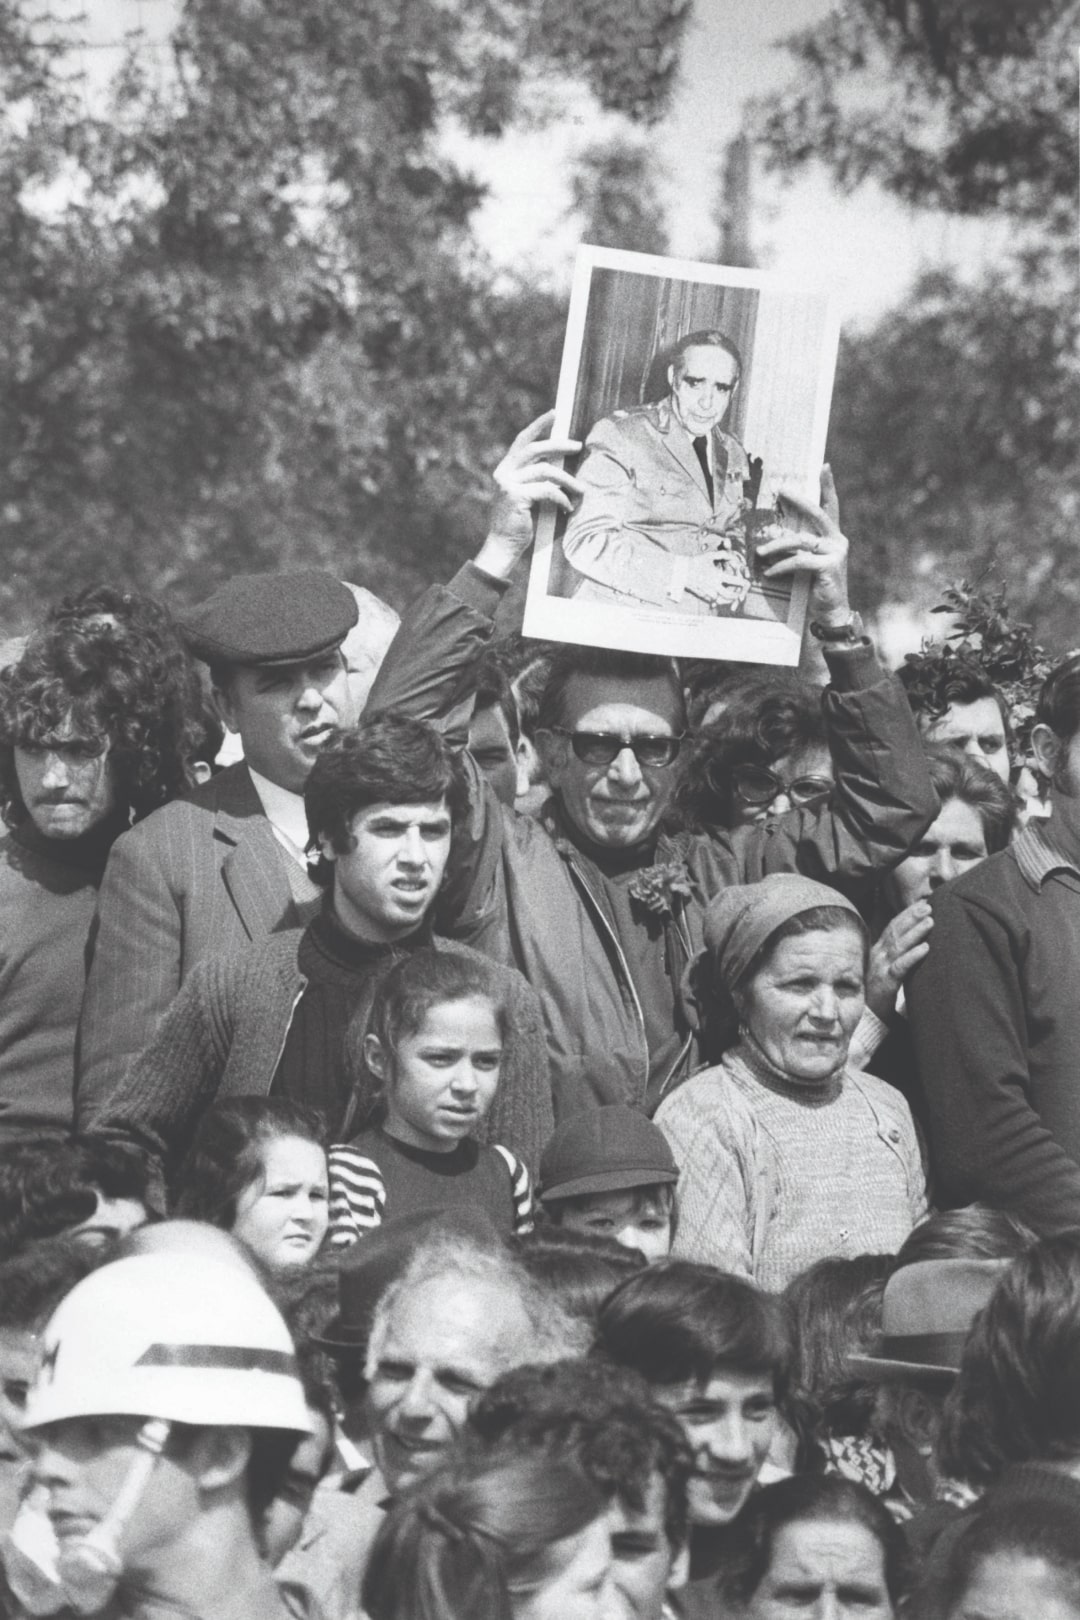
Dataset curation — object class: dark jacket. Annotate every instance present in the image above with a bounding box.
[908,821,1080,1236]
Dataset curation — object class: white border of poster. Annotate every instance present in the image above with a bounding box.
[523,245,843,665]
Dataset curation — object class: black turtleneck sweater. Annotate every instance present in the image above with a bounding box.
[272,909,423,1131]
[0,814,127,1140]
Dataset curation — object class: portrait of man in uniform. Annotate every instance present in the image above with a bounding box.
[562,328,760,617]
[526,247,841,667]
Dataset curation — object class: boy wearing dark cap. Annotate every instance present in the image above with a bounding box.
[539,1104,679,1263]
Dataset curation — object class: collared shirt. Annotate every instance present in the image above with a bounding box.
[248,767,312,869]
[1011,817,1080,890]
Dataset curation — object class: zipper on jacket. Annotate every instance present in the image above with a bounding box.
[268,983,307,1090]
[564,854,652,1103]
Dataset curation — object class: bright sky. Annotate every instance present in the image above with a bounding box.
[41,0,1009,332]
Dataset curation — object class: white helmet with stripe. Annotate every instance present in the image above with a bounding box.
[22,1253,311,1436]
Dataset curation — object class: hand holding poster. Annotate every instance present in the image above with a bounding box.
[524,246,843,665]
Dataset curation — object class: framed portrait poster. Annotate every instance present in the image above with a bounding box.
[524,245,843,665]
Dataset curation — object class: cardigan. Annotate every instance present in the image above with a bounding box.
[656,1042,926,1291]
[86,929,553,1184]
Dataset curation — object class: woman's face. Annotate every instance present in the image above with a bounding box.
[511,1516,619,1620]
[728,744,834,829]
[747,1518,893,1619]
[231,1135,329,1271]
[739,927,865,1083]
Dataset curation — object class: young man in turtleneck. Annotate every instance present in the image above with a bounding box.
[85,713,549,1184]
[0,610,193,1144]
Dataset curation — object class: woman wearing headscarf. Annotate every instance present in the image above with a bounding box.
[656,874,926,1292]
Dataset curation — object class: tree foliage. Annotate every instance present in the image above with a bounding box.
[0,0,689,632]
[754,0,1077,236]
[755,0,1079,649]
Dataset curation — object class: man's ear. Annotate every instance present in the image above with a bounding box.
[188,1427,252,1495]
[213,680,239,738]
[316,833,338,866]
[1031,722,1061,780]
[893,1386,941,1453]
[364,1033,387,1080]
[666,363,676,393]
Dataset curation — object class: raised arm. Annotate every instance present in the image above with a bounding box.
[365,412,583,736]
[723,476,937,889]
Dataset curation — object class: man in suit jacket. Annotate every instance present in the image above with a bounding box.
[562,329,756,614]
[76,418,583,1118]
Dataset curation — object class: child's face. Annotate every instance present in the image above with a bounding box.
[231,1134,329,1271]
[383,996,502,1153]
[558,1188,673,1262]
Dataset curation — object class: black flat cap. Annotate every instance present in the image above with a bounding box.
[178,571,359,668]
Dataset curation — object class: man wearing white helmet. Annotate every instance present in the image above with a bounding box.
[12,1252,312,1620]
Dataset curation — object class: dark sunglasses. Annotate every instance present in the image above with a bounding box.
[553,729,685,768]
[727,762,832,809]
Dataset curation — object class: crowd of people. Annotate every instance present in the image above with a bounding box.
[0,411,1077,1618]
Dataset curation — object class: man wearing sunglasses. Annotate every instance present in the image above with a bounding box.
[364,415,936,1120]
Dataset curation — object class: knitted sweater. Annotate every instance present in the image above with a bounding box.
[88,929,553,1182]
[656,1041,926,1291]
[0,819,123,1141]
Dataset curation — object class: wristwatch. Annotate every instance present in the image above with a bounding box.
[809,612,865,644]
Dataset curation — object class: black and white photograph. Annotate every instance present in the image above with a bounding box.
[0,1,1075,1615]
[524,246,841,663]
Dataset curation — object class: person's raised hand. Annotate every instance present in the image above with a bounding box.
[754,465,851,627]
[474,411,585,581]
[865,900,933,1021]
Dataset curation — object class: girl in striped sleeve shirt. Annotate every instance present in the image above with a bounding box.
[328,951,532,1246]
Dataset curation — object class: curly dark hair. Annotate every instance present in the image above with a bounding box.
[469,1357,693,1553]
[899,652,1010,736]
[937,1236,1080,1488]
[0,587,204,828]
[0,1136,151,1260]
[668,670,827,833]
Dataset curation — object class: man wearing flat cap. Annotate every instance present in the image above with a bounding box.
[75,421,574,1114]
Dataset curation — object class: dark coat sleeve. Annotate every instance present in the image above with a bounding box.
[711,647,938,897]
[365,563,504,747]
[907,883,1080,1235]
[84,956,235,1185]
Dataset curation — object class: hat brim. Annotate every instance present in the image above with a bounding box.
[847,1353,956,1386]
[309,1319,370,1356]
[540,1167,679,1203]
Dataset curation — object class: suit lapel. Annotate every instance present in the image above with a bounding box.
[212,765,297,941]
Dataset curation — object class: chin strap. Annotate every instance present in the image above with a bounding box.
[56,1417,173,1615]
